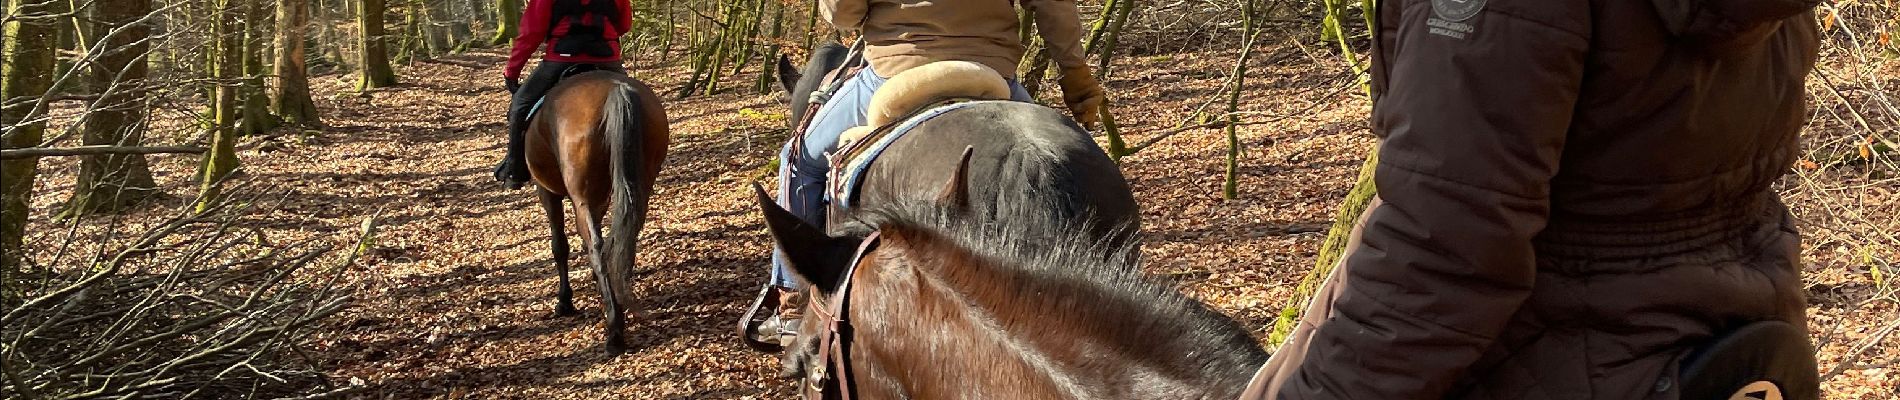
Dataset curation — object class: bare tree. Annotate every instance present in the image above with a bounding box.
[238,0,283,135]
[66,0,160,216]
[357,0,398,90]
[274,0,323,125]
[2,0,61,271]
[196,0,243,211]
[487,0,517,45]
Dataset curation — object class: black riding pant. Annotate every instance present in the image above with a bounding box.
[506,61,626,165]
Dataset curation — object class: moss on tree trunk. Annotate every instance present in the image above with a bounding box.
[2,0,60,272]
[1268,148,1378,346]
[239,0,283,136]
[488,0,519,46]
[197,0,244,211]
[357,0,399,91]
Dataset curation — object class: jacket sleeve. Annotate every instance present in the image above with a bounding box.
[820,0,868,31]
[1023,0,1088,70]
[506,0,553,79]
[1277,1,1589,398]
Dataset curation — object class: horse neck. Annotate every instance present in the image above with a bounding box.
[852,229,1268,399]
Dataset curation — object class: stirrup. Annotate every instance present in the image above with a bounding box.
[737,282,784,352]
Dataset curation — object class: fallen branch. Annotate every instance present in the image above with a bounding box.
[0,145,208,159]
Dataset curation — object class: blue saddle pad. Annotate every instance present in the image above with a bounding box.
[829,100,1009,209]
[525,97,548,123]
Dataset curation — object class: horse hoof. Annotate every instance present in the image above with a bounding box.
[552,305,580,317]
[603,340,628,357]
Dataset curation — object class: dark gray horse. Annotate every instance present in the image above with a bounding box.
[764,41,1144,379]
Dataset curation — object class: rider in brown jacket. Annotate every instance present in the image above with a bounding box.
[758,0,1105,347]
[1250,0,1822,398]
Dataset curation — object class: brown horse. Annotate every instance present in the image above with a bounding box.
[524,71,669,355]
[757,186,1269,399]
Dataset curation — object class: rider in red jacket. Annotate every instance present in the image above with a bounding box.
[495,0,632,188]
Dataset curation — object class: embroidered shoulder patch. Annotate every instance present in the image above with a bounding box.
[1427,0,1483,39]
[1431,0,1485,22]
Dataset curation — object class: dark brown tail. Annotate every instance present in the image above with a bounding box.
[601,77,645,311]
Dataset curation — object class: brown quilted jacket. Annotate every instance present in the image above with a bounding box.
[820,0,1088,77]
[1250,0,1822,398]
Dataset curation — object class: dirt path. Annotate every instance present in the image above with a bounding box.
[26,47,1893,398]
[282,49,1372,398]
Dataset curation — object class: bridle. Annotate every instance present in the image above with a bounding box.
[803,231,880,400]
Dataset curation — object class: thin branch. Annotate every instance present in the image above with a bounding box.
[0,145,208,159]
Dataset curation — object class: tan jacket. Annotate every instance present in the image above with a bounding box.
[821,0,1088,78]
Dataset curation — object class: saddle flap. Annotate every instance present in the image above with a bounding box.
[1678,321,1819,400]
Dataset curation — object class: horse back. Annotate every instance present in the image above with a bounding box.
[850,101,1140,245]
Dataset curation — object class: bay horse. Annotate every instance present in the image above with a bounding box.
[524,70,669,355]
[757,196,1269,399]
[752,41,1146,380]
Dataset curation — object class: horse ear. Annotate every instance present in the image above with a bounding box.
[937,146,976,210]
[776,55,801,94]
[753,183,850,290]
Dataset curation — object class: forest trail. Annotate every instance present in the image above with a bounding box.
[25,47,1895,398]
[276,49,1367,398]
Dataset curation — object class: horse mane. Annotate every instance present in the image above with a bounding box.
[852,201,1270,397]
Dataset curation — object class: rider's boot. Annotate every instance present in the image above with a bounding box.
[753,286,807,346]
[495,120,531,189]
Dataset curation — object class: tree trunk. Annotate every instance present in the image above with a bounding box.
[1091,0,1136,161]
[488,0,518,46]
[66,0,159,216]
[317,0,346,66]
[1222,0,1258,199]
[197,0,243,211]
[1269,148,1377,346]
[239,0,283,135]
[356,0,398,90]
[753,0,784,94]
[274,0,322,125]
[1,0,60,271]
[445,0,472,51]
[1269,0,1381,345]
[424,0,451,53]
[397,0,420,62]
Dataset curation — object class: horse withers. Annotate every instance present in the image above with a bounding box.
[758,192,1268,399]
[523,70,670,356]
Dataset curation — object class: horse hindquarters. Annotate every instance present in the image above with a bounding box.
[569,76,652,356]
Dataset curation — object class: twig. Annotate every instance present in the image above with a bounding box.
[0,145,207,159]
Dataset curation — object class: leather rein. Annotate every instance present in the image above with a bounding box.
[796,39,876,400]
[804,232,880,400]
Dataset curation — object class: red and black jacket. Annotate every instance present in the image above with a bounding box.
[505,0,632,80]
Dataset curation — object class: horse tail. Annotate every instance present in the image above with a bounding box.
[863,61,1011,126]
[601,77,646,312]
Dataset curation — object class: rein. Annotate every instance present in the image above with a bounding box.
[805,231,880,400]
[788,41,867,160]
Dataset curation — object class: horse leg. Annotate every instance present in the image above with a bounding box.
[539,188,580,317]
[573,199,629,356]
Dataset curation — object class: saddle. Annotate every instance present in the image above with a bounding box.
[519,64,615,126]
[1677,321,1818,400]
[824,99,1003,213]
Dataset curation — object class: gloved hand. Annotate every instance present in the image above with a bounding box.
[505,76,522,94]
[1057,66,1105,129]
